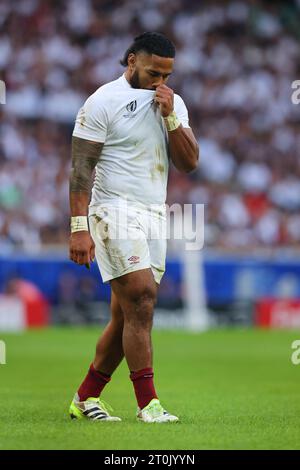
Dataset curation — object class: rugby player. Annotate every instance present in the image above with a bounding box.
[68,32,199,423]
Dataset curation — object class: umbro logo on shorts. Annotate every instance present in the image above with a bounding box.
[128,255,140,264]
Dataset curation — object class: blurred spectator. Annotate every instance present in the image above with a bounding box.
[1,0,300,252]
[56,270,99,323]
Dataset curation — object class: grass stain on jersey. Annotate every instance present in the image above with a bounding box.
[155,163,164,174]
[154,145,165,176]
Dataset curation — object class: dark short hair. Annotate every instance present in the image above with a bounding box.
[120,32,176,67]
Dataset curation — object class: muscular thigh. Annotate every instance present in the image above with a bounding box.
[110,268,158,316]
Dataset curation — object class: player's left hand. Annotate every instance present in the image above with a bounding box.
[155,85,174,118]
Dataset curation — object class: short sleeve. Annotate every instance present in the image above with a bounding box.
[72,92,108,143]
[174,94,190,128]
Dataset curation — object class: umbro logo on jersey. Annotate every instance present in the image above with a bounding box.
[126,100,137,113]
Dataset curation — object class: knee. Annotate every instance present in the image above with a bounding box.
[125,285,156,326]
[130,285,157,309]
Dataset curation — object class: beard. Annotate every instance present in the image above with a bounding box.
[129,70,141,89]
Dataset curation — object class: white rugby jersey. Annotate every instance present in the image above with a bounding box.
[72,74,190,210]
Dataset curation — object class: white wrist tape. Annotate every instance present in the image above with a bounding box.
[164,111,181,132]
[70,216,89,233]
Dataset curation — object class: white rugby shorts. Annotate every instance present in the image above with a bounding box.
[88,203,167,284]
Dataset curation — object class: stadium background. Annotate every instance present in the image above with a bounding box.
[1,0,300,450]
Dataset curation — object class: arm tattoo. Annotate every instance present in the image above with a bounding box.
[70,136,103,192]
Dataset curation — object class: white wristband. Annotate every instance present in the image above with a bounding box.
[70,216,89,233]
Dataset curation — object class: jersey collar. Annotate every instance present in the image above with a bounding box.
[121,73,132,89]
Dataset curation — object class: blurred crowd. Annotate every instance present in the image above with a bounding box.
[1,0,300,253]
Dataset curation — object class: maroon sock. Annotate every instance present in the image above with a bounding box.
[77,363,111,401]
[130,367,158,410]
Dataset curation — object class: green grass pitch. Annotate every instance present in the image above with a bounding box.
[0,326,300,450]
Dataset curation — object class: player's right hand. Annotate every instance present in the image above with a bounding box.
[69,231,95,266]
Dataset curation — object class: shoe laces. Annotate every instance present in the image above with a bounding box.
[96,398,114,415]
[146,400,164,417]
[84,397,114,415]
